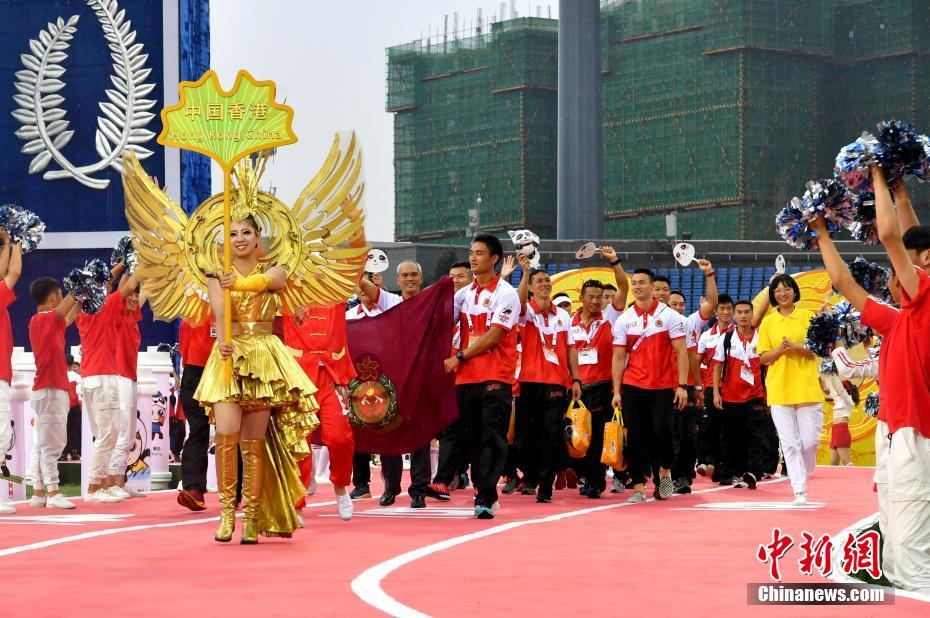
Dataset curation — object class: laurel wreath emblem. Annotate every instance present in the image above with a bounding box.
[11,0,156,190]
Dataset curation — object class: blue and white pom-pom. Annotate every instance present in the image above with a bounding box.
[844,257,890,301]
[0,204,46,253]
[776,179,855,250]
[805,311,841,357]
[875,120,927,182]
[63,258,110,314]
[836,121,928,193]
[820,360,837,375]
[864,392,879,417]
[846,192,879,245]
[914,135,930,182]
[833,300,873,346]
[835,132,880,193]
[110,235,138,274]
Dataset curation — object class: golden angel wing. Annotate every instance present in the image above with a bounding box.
[122,152,211,325]
[278,131,369,314]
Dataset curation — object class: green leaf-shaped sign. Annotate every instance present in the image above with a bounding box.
[158,69,296,170]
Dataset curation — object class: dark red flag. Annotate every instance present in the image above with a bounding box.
[345,276,457,455]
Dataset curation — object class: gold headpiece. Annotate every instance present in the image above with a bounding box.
[229,151,272,222]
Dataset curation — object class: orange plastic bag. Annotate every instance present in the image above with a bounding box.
[601,405,627,471]
[564,399,591,458]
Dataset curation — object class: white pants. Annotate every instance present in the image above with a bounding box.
[83,375,121,484]
[873,420,896,585]
[0,380,11,458]
[28,388,70,491]
[108,376,137,476]
[770,403,823,495]
[887,427,930,594]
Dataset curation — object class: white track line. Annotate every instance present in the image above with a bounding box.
[351,478,787,617]
[0,497,346,559]
[829,512,930,604]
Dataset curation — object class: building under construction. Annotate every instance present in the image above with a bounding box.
[387,0,930,242]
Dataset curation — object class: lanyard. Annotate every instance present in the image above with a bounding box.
[630,308,657,353]
[576,313,603,349]
[464,282,500,333]
[533,306,557,349]
[737,330,754,366]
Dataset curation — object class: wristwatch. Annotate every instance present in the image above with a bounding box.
[573,378,583,385]
[456,351,465,362]
[678,384,689,389]
[610,258,622,266]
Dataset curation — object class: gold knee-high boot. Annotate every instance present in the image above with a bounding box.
[214,432,240,542]
[240,438,266,544]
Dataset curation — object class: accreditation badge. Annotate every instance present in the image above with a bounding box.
[578,348,598,366]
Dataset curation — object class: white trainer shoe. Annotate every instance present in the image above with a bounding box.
[108,486,130,500]
[307,477,317,497]
[46,494,76,509]
[491,500,501,514]
[792,491,807,506]
[85,489,122,503]
[0,501,16,514]
[119,485,145,498]
[30,495,47,507]
[336,492,353,521]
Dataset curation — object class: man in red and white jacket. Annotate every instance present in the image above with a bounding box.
[569,246,629,497]
[514,253,582,503]
[657,261,717,494]
[611,268,689,503]
[712,299,767,489]
[444,234,521,520]
[689,294,735,489]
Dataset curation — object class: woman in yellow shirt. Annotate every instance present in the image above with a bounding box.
[756,274,825,506]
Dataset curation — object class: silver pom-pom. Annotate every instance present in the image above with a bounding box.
[63,258,110,314]
[0,204,46,253]
[110,235,138,275]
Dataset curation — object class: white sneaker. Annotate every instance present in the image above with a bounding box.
[108,486,130,500]
[0,501,16,514]
[46,494,76,509]
[296,512,305,528]
[336,492,353,521]
[792,492,807,506]
[120,485,145,498]
[30,495,47,507]
[491,500,501,514]
[610,478,625,493]
[85,489,122,503]
[307,477,317,497]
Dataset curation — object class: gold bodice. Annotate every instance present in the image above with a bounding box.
[230,263,279,325]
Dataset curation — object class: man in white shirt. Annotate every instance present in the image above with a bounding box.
[355,261,433,509]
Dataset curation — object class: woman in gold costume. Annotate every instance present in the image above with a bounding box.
[121,133,368,544]
[195,215,320,543]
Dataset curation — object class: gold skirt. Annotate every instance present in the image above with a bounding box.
[194,331,319,537]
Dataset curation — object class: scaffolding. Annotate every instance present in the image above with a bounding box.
[601,0,930,240]
[387,18,558,242]
[388,1,930,242]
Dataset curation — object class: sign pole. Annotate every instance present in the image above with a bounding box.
[223,167,233,383]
